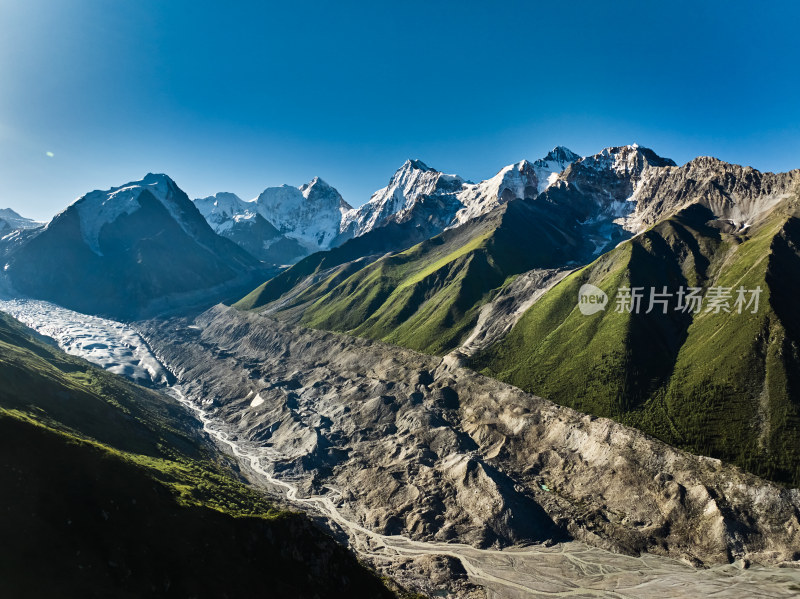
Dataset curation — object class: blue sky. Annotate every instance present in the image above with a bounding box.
[1,0,799,221]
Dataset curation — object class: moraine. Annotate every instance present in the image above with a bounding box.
[2,299,800,599]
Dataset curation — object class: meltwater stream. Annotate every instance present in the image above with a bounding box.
[3,298,800,599]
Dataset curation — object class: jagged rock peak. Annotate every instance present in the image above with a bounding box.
[577,144,677,175]
[540,146,582,164]
[401,159,436,173]
[300,177,353,210]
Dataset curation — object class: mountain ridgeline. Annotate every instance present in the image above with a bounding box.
[194,147,582,265]
[236,146,800,487]
[237,193,597,354]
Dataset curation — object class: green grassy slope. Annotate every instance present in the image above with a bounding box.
[475,201,800,486]
[242,199,591,355]
[236,220,434,311]
[0,312,394,598]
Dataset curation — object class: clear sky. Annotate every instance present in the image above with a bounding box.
[1,0,799,221]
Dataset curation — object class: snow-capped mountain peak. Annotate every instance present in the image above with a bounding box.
[577,144,677,177]
[2,173,262,318]
[450,148,582,227]
[299,176,329,196]
[544,145,679,252]
[300,177,353,211]
[196,192,248,216]
[540,145,582,165]
[70,173,195,255]
[256,178,350,252]
[0,208,42,231]
[195,192,255,234]
[192,177,350,259]
[401,158,435,172]
[533,146,583,190]
[340,159,464,238]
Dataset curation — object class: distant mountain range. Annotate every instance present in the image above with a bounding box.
[194,146,584,264]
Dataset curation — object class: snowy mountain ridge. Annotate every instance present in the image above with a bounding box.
[190,145,709,265]
[191,148,583,262]
[194,192,257,234]
[0,208,42,231]
[355,146,583,232]
[340,159,465,238]
[68,173,196,256]
[195,178,352,255]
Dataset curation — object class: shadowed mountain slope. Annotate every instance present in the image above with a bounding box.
[0,311,395,598]
[474,197,800,485]
[2,174,270,319]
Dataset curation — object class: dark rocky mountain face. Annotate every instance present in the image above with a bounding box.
[551,147,800,240]
[2,174,270,319]
[623,156,800,232]
[216,211,307,265]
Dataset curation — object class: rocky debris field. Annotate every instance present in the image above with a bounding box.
[136,305,800,597]
[4,298,799,597]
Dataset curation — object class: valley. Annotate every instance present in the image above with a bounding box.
[5,298,799,598]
